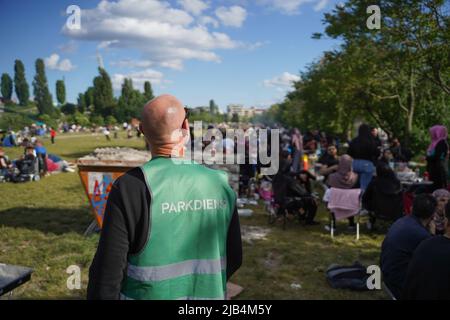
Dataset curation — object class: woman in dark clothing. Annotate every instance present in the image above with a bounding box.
[363,163,403,230]
[273,152,318,225]
[426,125,449,192]
[348,124,380,191]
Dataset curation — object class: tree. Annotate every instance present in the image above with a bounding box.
[33,58,55,115]
[61,103,78,115]
[14,59,30,106]
[93,68,116,117]
[116,78,146,122]
[1,73,13,100]
[209,99,219,115]
[77,93,87,113]
[85,86,95,110]
[144,81,154,101]
[56,80,66,105]
[271,0,450,152]
[231,113,240,123]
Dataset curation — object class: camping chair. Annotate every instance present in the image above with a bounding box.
[325,188,363,240]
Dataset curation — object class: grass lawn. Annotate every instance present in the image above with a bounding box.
[0,133,389,299]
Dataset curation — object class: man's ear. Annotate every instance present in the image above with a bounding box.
[182,119,189,131]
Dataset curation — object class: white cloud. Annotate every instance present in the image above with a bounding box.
[263,72,300,91]
[111,59,153,68]
[215,6,247,28]
[199,16,219,28]
[112,69,167,91]
[314,0,329,11]
[259,0,329,14]
[58,41,78,53]
[178,0,209,15]
[44,54,76,72]
[62,0,242,70]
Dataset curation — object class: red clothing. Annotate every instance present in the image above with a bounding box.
[50,129,56,137]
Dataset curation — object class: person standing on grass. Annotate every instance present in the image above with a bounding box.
[347,124,379,191]
[426,125,448,192]
[87,94,242,300]
[103,127,111,141]
[50,127,56,144]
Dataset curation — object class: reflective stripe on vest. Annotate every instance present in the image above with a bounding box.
[127,258,226,282]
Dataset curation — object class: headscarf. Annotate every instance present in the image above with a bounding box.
[432,188,450,200]
[327,154,358,189]
[427,125,448,154]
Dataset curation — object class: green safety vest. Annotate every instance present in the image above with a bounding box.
[120,157,236,300]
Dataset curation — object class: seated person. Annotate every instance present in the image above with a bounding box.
[380,194,436,299]
[326,154,359,230]
[390,138,412,162]
[272,151,318,225]
[15,146,37,175]
[0,147,12,177]
[317,145,339,183]
[432,189,450,235]
[402,201,450,300]
[378,149,395,169]
[363,163,403,230]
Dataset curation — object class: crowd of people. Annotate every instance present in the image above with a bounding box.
[266,123,449,299]
[2,110,450,299]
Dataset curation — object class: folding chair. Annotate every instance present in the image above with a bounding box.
[326,188,363,240]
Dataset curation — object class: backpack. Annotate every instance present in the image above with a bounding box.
[326,262,370,291]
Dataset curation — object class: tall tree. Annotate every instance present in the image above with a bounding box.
[116,78,145,122]
[77,93,87,113]
[144,81,154,101]
[14,60,30,106]
[93,68,115,117]
[209,99,219,115]
[1,73,13,100]
[84,86,95,110]
[33,58,54,115]
[56,80,66,105]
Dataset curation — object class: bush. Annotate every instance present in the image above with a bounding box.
[60,103,77,115]
[90,114,104,127]
[0,113,33,131]
[105,115,117,126]
[37,114,58,130]
[67,112,90,127]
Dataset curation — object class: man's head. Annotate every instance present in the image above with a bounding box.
[412,194,437,224]
[140,94,189,157]
[25,146,34,156]
[391,137,400,147]
[327,145,337,157]
[371,127,379,137]
[383,149,394,161]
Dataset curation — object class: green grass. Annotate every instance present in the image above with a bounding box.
[0,133,388,299]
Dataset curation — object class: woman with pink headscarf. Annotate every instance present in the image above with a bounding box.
[426,125,449,191]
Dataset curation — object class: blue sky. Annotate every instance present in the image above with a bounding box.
[0,0,341,111]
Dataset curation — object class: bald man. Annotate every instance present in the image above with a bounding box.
[87,95,242,300]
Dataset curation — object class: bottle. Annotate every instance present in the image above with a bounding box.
[423,171,430,181]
